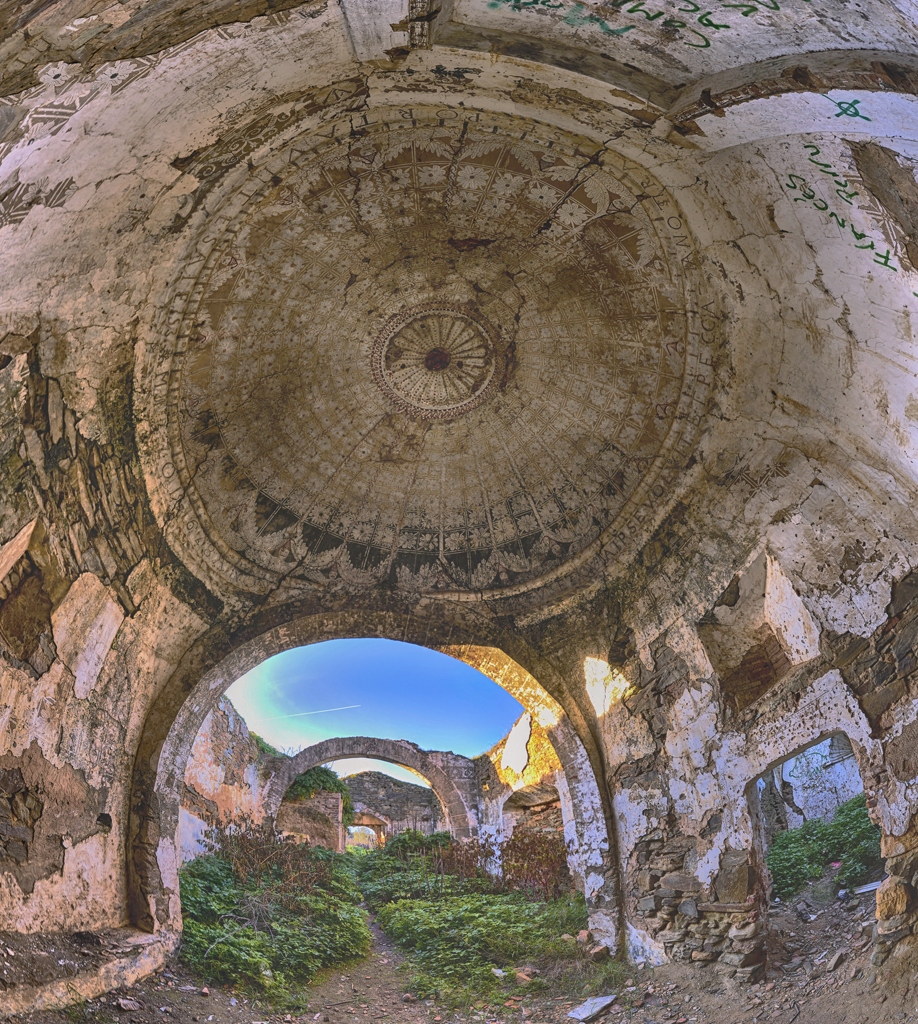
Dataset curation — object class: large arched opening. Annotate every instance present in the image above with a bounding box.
[128,611,621,952]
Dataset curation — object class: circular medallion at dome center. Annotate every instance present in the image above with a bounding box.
[372,304,502,420]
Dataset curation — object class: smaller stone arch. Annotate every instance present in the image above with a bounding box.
[260,737,478,839]
[351,808,391,847]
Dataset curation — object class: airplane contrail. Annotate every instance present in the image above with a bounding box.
[252,704,361,723]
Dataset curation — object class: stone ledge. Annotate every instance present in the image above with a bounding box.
[0,930,174,1016]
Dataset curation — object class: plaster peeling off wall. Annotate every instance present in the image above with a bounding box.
[180,698,346,860]
[179,696,265,862]
[0,523,142,933]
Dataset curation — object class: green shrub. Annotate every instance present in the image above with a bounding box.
[378,892,588,972]
[252,732,282,758]
[384,830,452,860]
[356,829,570,910]
[832,793,883,889]
[179,826,370,996]
[766,793,881,899]
[360,866,492,909]
[286,765,356,827]
[355,831,498,910]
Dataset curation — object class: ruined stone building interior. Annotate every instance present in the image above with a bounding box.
[2,0,918,1012]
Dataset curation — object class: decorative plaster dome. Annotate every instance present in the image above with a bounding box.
[4,0,918,995]
[161,110,714,597]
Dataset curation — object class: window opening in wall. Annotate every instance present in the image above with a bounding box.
[347,824,380,851]
[750,733,882,976]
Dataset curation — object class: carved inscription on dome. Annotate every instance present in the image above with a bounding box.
[153,108,716,598]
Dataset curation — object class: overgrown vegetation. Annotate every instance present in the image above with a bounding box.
[356,827,616,1008]
[252,732,282,758]
[357,827,571,910]
[766,793,882,899]
[287,765,356,827]
[179,820,370,1005]
[178,808,617,1013]
[357,829,493,908]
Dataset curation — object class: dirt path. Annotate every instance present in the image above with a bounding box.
[1,916,436,1024]
[7,894,918,1024]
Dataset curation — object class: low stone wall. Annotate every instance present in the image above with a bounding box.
[629,831,763,979]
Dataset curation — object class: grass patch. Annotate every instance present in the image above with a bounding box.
[356,830,497,910]
[357,828,622,1009]
[765,793,882,899]
[376,892,625,1010]
[179,824,370,1007]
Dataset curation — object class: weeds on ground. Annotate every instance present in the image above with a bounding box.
[377,892,626,1010]
[766,793,882,899]
[360,830,619,1010]
[60,988,115,1024]
[356,827,571,909]
[356,830,498,909]
[178,820,370,1003]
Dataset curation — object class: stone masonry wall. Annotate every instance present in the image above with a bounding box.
[344,770,446,836]
[276,791,343,852]
[601,564,918,976]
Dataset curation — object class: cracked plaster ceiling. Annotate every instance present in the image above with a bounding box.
[1,0,917,627]
[160,113,713,598]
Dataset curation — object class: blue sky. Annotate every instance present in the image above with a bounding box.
[226,639,524,786]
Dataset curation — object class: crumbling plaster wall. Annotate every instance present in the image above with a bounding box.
[180,694,348,858]
[591,565,918,973]
[0,524,207,935]
[757,735,863,839]
[178,696,265,862]
[0,0,916,991]
[476,711,567,839]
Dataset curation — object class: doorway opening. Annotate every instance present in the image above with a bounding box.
[749,733,882,975]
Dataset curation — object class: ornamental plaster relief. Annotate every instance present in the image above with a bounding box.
[1,0,918,998]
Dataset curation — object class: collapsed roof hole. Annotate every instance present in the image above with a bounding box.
[96,813,112,830]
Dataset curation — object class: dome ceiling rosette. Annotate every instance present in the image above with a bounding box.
[142,106,716,602]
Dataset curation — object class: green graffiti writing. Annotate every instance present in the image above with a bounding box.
[784,173,898,273]
[486,0,813,50]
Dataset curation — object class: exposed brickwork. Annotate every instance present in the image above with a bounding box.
[277,791,343,852]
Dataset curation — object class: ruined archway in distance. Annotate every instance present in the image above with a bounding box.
[131,615,618,950]
[260,736,477,840]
